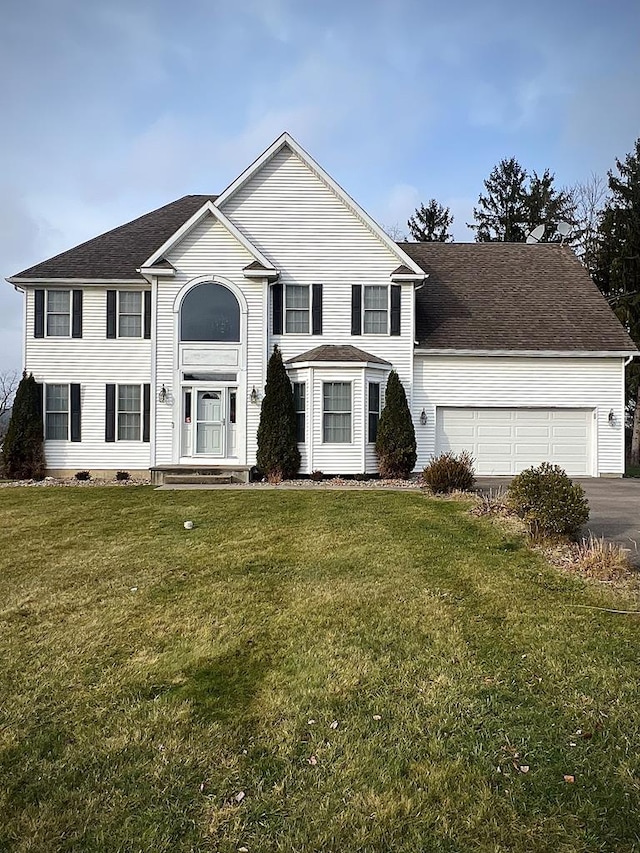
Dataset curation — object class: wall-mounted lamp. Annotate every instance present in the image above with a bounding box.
[158,384,167,403]
[250,386,259,405]
[608,409,616,426]
[420,408,428,426]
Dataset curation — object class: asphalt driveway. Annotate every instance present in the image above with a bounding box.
[475,477,640,563]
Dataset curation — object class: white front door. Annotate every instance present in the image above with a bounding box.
[196,390,224,455]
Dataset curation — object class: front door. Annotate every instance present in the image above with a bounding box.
[196,390,224,455]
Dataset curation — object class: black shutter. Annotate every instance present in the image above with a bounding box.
[72,290,83,338]
[351,285,362,336]
[35,382,44,419]
[272,282,283,335]
[142,384,150,443]
[70,383,81,441]
[312,283,323,335]
[390,285,401,336]
[105,384,116,442]
[34,290,45,338]
[143,291,151,339]
[106,290,117,339]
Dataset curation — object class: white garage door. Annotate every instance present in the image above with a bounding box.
[436,408,593,476]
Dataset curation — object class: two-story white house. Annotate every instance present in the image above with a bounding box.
[7,133,637,481]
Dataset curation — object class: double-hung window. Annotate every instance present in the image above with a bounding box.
[363,286,388,334]
[47,291,71,337]
[323,382,351,443]
[368,382,381,443]
[118,291,142,337]
[117,385,141,440]
[285,285,310,333]
[293,382,306,443]
[45,384,69,439]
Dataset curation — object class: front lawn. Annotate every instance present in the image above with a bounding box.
[1,488,639,852]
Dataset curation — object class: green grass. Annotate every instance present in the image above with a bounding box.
[626,463,640,478]
[1,487,640,853]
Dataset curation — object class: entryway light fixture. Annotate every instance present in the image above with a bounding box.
[420,408,428,426]
[608,409,616,425]
[250,386,259,405]
[158,384,167,403]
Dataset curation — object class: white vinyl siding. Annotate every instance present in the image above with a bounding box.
[436,408,592,476]
[323,382,352,443]
[117,385,141,441]
[24,287,152,470]
[285,285,310,334]
[413,356,627,476]
[118,291,142,338]
[47,290,70,337]
[363,286,388,334]
[45,384,69,440]
[221,146,414,395]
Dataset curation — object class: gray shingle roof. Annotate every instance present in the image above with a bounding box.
[9,193,635,353]
[286,345,391,365]
[400,242,636,352]
[13,195,217,280]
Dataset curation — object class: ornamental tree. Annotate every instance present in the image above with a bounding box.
[2,371,46,480]
[256,346,300,482]
[375,370,416,478]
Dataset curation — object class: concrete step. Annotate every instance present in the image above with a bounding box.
[164,473,234,485]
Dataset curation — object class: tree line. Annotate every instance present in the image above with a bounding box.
[403,138,640,466]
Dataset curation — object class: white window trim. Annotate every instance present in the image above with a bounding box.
[46,289,71,338]
[44,382,70,441]
[293,381,306,444]
[362,285,389,336]
[322,381,353,444]
[117,290,143,339]
[117,383,142,442]
[367,382,381,444]
[285,283,311,335]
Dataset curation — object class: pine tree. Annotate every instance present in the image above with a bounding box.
[469,158,574,242]
[525,169,575,239]
[375,370,416,478]
[2,372,46,480]
[407,199,454,242]
[256,346,300,482]
[469,157,528,242]
[591,139,640,465]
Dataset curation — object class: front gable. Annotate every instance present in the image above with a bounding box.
[218,136,425,281]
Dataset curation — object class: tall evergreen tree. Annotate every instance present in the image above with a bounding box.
[468,157,528,242]
[256,346,300,482]
[525,169,575,239]
[469,158,574,242]
[2,372,46,480]
[591,138,640,465]
[375,371,416,478]
[407,199,454,242]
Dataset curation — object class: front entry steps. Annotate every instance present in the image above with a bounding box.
[151,465,251,486]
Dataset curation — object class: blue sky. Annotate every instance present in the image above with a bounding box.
[1,0,639,372]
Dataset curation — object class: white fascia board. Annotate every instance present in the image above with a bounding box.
[141,201,277,272]
[6,277,144,286]
[243,269,279,280]
[413,348,639,358]
[391,273,428,282]
[286,360,392,370]
[138,267,175,277]
[215,132,426,277]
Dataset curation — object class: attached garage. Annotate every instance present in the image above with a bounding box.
[436,407,594,476]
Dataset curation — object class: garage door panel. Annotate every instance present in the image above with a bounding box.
[436,408,592,476]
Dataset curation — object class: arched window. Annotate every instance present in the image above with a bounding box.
[180,282,240,342]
